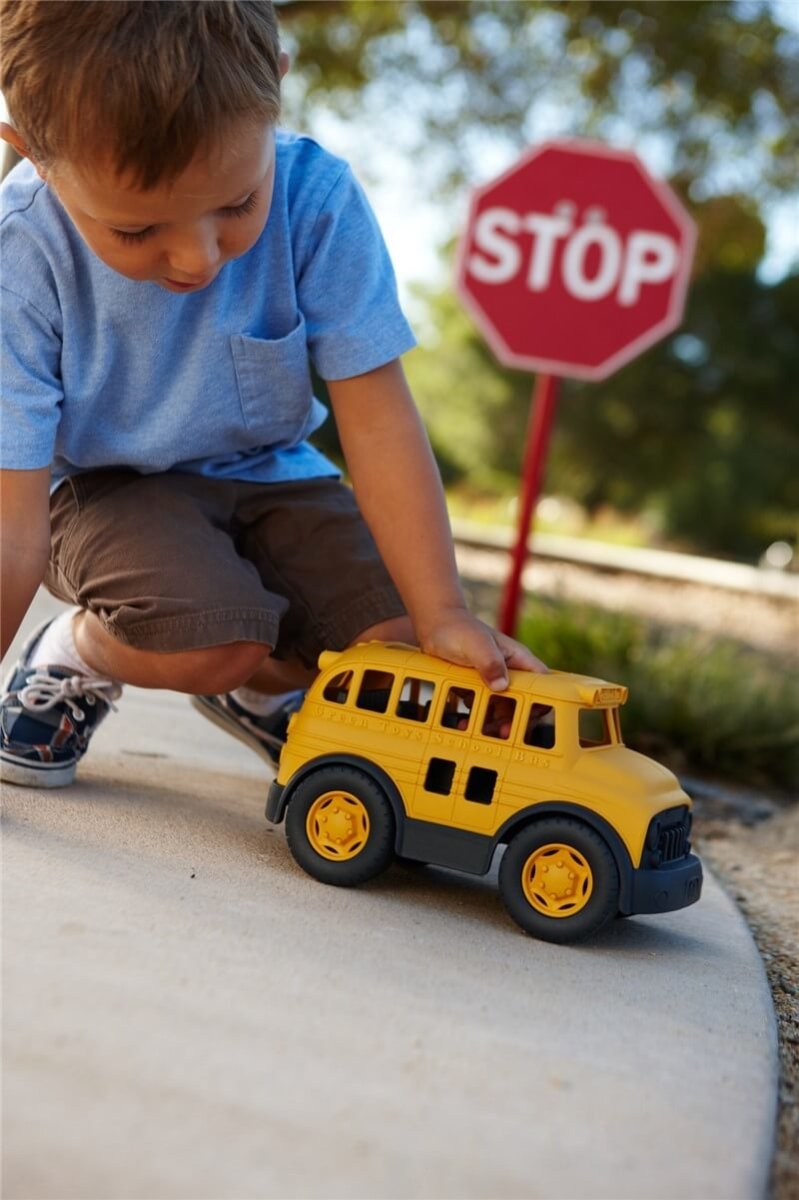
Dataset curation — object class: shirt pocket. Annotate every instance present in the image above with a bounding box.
[230,315,315,448]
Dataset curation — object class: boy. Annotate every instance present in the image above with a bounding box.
[0,0,543,789]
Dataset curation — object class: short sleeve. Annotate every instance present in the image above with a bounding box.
[296,167,416,380]
[1,286,62,469]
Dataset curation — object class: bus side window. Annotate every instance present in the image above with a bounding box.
[395,677,434,723]
[523,702,556,749]
[439,687,475,731]
[323,671,353,705]
[481,694,517,740]
[356,670,394,714]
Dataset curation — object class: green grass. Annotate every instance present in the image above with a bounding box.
[518,600,799,795]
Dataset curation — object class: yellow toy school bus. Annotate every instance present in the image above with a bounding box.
[266,642,702,943]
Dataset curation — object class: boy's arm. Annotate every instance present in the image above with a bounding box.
[327,361,546,690]
[1,467,51,660]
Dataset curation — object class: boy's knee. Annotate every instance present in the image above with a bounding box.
[76,610,272,692]
[200,641,272,694]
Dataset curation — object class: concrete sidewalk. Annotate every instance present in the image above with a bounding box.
[2,597,779,1200]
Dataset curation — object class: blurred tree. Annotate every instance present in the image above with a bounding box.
[277,0,798,200]
[557,269,799,557]
[402,196,799,559]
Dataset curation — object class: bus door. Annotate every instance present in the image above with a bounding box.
[418,683,518,833]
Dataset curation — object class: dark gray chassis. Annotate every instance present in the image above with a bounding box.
[266,752,703,916]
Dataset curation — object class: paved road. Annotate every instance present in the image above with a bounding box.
[2,595,779,1199]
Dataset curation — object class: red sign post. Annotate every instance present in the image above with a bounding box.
[455,139,696,634]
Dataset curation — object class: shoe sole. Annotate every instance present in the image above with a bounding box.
[0,751,76,788]
[189,695,281,770]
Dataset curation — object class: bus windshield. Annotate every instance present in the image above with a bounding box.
[578,707,621,748]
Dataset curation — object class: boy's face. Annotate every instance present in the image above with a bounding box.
[47,120,277,292]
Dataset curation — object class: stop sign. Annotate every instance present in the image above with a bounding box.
[455,139,696,381]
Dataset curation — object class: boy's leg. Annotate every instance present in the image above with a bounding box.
[190,478,411,764]
[190,616,414,770]
[73,611,273,695]
[233,477,408,674]
[348,615,416,646]
[1,471,302,785]
[241,615,414,694]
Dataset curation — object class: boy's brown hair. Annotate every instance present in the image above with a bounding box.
[0,0,282,188]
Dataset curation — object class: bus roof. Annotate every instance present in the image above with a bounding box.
[317,643,629,707]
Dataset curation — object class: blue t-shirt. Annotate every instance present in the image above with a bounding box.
[0,132,416,489]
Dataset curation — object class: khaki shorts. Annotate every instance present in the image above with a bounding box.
[45,469,405,666]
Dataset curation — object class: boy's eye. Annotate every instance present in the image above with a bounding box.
[110,226,154,244]
[107,191,258,243]
[220,191,259,218]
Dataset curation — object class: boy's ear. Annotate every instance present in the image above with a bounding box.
[279,50,290,79]
[0,122,47,179]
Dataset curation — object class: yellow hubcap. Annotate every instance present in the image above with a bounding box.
[306,791,370,861]
[521,842,593,918]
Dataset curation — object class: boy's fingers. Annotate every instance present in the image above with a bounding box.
[466,629,510,691]
[422,617,546,688]
[486,667,509,692]
[496,633,548,674]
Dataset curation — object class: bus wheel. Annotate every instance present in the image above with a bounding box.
[499,818,619,943]
[285,766,395,886]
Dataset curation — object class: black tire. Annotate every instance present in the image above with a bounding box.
[498,817,620,943]
[285,765,396,886]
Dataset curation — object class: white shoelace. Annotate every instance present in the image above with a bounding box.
[18,672,123,723]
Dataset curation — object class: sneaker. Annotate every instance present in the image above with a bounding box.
[190,691,305,768]
[1,619,122,788]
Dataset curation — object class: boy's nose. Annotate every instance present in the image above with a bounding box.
[165,225,222,281]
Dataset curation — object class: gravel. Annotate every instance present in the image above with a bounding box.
[693,794,799,1200]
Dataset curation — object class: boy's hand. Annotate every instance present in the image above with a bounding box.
[417,608,547,691]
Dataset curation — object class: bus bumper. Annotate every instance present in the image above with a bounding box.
[626,853,703,915]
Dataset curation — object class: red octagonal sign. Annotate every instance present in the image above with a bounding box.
[456,140,697,382]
